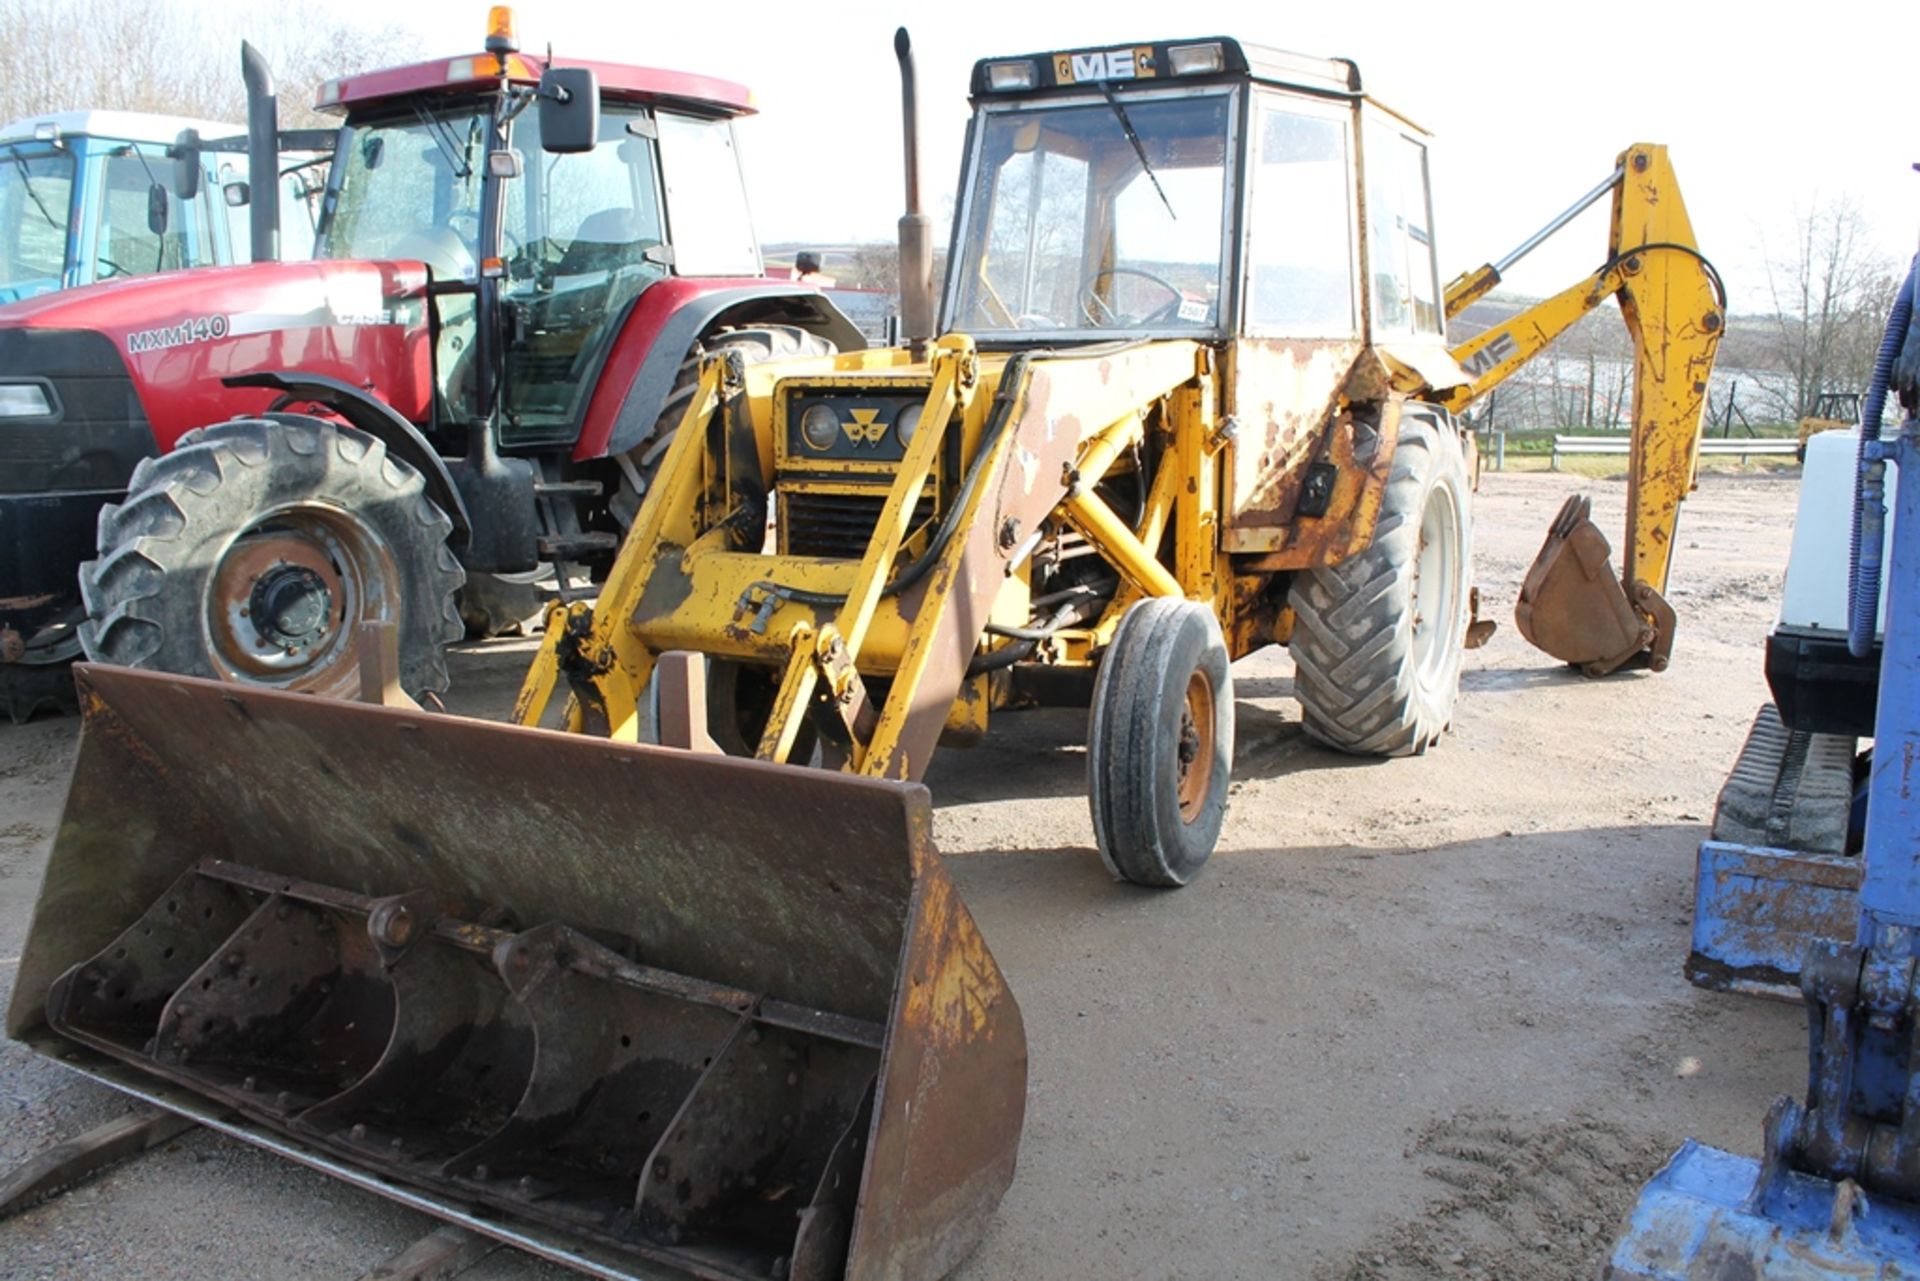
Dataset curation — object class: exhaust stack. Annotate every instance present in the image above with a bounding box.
[894,28,935,359]
[241,41,282,264]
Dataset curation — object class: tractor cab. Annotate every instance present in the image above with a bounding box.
[0,111,320,305]
[947,39,1448,354]
[310,17,764,450]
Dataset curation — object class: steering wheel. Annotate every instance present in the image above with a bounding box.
[1079,267,1186,327]
[96,257,132,280]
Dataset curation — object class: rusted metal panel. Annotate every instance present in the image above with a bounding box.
[11,664,1026,1281]
[1220,337,1362,550]
[1687,840,1861,1001]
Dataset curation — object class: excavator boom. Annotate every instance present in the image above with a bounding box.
[1438,143,1726,674]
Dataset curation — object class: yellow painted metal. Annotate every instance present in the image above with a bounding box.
[1062,487,1184,600]
[755,335,979,766]
[1436,143,1723,604]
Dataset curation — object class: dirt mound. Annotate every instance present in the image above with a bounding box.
[1329,1111,1671,1280]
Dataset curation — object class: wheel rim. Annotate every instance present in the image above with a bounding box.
[1175,669,1216,823]
[204,504,400,697]
[1411,483,1463,686]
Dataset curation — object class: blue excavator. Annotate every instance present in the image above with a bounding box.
[1608,253,1920,1275]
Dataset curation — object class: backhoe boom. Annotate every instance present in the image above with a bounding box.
[1438,143,1725,673]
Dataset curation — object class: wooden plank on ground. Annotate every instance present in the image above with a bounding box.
[355,1224,500,1281]
[0,1109,198,1219]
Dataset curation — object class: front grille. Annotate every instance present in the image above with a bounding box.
[782,489,935,560]
[0,328,150,492]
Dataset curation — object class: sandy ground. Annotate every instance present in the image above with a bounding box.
[0,466,1811,1280]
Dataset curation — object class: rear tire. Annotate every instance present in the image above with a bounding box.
[612,325,835,526]
[1287,411,1471,756]
[1088,597,1234,888]
[79,416,464,699]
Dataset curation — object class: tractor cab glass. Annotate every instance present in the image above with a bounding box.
[496,101,672,443]
[324,106,489,277]
[952,90,1234,338]
[320,93,755,444]
[95,148,207,279]
[0,148,74,300]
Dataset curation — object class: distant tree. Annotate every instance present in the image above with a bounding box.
[0,0,419,127]
[1759,195,1901,421]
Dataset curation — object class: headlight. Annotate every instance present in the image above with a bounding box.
[985,60,1036,92]
[0,382,54,418]
[895,402,923,446]
[799,403,839,451]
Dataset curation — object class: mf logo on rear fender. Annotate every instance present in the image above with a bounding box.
[126,314,229,355]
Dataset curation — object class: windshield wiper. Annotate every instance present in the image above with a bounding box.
[1101,83,1175,221]
[412,106,473,179]
[5,149,61,231]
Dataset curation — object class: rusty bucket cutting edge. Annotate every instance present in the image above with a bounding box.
[1513,494,1661,676]
[8,664,1027,1281]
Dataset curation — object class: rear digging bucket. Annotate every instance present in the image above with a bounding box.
[9,664,1026,1281]
[1515,494,1666,675]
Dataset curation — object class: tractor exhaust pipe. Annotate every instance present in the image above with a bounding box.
[241,41,282,264]
[894,27,935,360]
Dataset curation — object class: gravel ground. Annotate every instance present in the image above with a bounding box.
[0,466,1809,1279]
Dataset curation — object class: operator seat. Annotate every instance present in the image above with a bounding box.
[555,208,658,277]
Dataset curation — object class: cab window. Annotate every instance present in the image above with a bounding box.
[1363,119,1441,337]
[1246,101,1355,336]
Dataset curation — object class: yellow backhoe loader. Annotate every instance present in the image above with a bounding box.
[8,30,1722,1281]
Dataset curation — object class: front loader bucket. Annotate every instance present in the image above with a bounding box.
[9,664,1026,1281]
[1515,494,1671,676]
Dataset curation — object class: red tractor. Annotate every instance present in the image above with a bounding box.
[0,11,860,712]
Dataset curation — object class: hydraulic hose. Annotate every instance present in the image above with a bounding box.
[1848,255,1917,658]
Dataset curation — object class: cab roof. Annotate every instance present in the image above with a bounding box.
[316,51,754,119]
[969,36,1430,135]
[0,110,243,147]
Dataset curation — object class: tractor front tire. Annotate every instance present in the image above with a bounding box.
[79,416,464,699]
[1088,597,1234,888]
[1287,411,1471,756]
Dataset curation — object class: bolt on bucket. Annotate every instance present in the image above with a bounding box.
[1514,494,1673,676]
[8,664,1026,1281]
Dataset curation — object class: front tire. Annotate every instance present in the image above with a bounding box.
[1287,410,1471,756]
[79,416,464,699]
[1088,597,1234,888]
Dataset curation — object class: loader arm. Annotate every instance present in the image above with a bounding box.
[1435,143,1725,674]
[516,334,1213,779]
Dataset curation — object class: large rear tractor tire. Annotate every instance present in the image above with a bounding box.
[1088,597,1235,888]
[612,325,836,526]
[1287,411,1471,756]
[79,416,464,699]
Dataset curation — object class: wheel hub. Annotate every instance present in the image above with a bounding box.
[247,563,334,647]
[1175,671,1216,823]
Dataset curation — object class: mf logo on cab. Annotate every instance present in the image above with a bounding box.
[1054,47,1156,84]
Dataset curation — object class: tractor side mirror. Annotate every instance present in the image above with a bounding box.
[538,67,599,154]
[171,129,202,200]
[146,184,169,237]
[224,182,252,208]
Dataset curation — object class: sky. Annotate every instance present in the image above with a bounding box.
[231,0,1915,313]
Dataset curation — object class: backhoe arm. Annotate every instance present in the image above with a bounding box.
[1439,143,1725,673]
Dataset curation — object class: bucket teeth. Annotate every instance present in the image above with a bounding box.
[47,860,884,1275]
[15,663,1028,1281]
